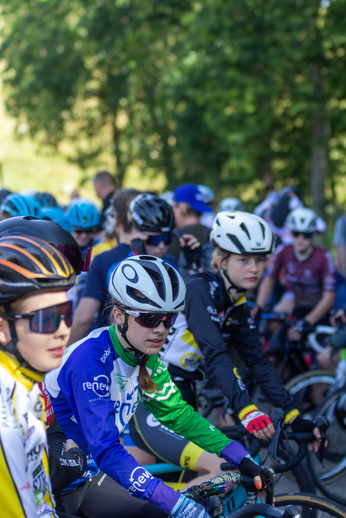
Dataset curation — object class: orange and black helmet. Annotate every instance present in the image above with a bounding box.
[0,235,75,303]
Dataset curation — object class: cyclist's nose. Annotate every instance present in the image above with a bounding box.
[153,321,166,332]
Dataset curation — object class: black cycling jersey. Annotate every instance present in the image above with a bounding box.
[184,271,297,418]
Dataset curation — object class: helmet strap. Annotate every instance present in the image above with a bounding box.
[118,313,147,367]
[220,255,247,294]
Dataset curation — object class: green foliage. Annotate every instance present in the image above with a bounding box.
[2,0,346,212]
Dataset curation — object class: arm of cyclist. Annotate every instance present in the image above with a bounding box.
[68,296,101,345]
[47,415,87,495]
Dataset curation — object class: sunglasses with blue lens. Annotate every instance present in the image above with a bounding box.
[145,234,174,247]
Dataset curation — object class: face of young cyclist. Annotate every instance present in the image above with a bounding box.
[0,291,71,372]
[292,232,314,254]
[143,231,171,258]
[224,254,266,291]
[72,229,95,248]
[113,308,170,355]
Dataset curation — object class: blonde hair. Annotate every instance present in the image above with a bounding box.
[211,246,229,271]
[111,297,158,393]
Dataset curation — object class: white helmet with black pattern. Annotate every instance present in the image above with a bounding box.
[108,255,185,312]
[210,211,274,256]
[286,207,317,233]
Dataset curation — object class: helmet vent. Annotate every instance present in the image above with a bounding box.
[240,223,250,240]
[142,265,166,301]
[259,222,266,239]
[163,263,179,301]
[226,234,246,253]
[126,286,161,309]
[226,215,236,219]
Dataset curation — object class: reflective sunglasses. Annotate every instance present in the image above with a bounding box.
[4,301,73,334]
[145,234,174,247]
[125,310,178,329]
[292,231,313,239]
[58,244,92,273]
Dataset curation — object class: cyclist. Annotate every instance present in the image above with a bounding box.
[254,207,335,342]
[0,234,76,517]
[67,199,101,252]
[168,184,214,276]
[46,255,264,518]
[1,192,42,219]
[151,211,323,445]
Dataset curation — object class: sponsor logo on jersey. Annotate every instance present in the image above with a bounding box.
[27,443,45,462]
[100,347,111,363]
[180,353,199,367]
[209,281,218,298]
[114,373,128,392]
[207,306,217,315]
[146,413,161,427]
[128,466,153,494]
[82,375,110,399]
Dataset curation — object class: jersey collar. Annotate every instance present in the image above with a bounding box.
[109,325,138,367]
[0,350,44,390]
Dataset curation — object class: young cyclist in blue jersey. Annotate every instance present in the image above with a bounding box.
[46,256,264,518]
[0,235,79,518]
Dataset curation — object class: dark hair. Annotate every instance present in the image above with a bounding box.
[110,297,158,393]
[93,170,117,188]
[113,189,141,233]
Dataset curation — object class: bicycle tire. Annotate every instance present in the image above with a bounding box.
[275,493,346,518]
[285,370,336,415]
[226,502,287,518]
[306,387,346,505]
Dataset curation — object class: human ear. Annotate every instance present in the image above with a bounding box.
[0,318,11,346]
[112,308,124,326]
[215,255,224,269]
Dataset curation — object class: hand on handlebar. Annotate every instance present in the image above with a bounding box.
[241,410,276,440]
[290,416,327,453]
[288,319,314,342]
[170,494,212,518]
[330,308,346,327]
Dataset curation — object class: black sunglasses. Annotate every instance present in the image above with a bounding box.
[292,231,313,239]
[3,301,73,334]
[124,309,177,329]
[73,227,98,234]
[145,234,174,247]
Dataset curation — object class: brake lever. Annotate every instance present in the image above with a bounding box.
[315,416,329,467]
[268,408,285,460]
[262,466,277,506]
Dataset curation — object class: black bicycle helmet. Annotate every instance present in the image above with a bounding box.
[0,216,91,274]
[127,193,175,233]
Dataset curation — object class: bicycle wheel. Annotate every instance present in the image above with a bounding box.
[306,387,346,505]
[285,370,336,415]
[275,493,346,518]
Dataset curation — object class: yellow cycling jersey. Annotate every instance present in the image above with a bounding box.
[0,351,57,518]
[159,313,205,372]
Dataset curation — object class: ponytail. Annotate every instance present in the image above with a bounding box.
[111,297,158,393]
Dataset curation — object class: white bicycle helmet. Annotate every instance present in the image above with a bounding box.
[210,211,274,256]
[109,255,186,313]
[218,197,244,212]
[287,207,317,233]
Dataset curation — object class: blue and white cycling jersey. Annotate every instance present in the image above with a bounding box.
[45,326,234,504]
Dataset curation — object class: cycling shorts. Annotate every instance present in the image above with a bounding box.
[129,402,204,471]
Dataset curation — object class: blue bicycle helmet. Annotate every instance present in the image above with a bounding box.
[41,207,73,233]
[1,194,42,218]
[67,200,100,230]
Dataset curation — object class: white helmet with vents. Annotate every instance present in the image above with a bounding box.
[218,197,244,212]
[287,207,317,233]
[210,211,274,255]
[108,255,186,312]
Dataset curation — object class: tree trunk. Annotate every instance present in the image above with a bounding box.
[310,66,329,219]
